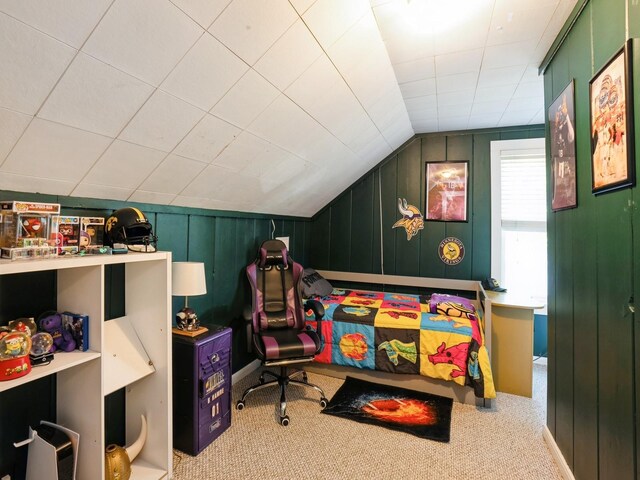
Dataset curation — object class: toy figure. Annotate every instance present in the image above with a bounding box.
[38,312,76,352]
[22,218,42,237]
[79,231,91,249]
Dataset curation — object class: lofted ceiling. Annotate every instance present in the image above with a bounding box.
[0,0,576,217]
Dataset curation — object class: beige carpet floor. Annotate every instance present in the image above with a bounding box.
[172,363,560,480]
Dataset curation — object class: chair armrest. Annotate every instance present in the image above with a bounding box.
[243,305,253,353]
[304,299,325,347]
[304,299,325,320]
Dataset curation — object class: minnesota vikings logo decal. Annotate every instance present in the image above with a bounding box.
[392,198,424,241]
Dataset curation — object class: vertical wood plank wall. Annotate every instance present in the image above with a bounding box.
[544,1,640,478]
[308,127,544,281]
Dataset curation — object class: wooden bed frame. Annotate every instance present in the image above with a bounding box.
[304,270,493,408]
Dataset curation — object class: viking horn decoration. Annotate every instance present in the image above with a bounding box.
[105,414,148,480]
[397,198,414,218]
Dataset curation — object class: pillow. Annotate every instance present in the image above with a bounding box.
[430,293,477,319]
[301,268,333,298]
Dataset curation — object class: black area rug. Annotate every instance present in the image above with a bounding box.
[322,376,453,442]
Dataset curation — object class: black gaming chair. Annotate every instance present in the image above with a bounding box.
[236,239,327,426]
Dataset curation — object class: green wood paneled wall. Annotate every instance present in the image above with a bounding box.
[309,127,544,281]
[544,1,640,478]
[0,189,310,477]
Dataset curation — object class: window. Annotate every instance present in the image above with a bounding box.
[490,138,547,310]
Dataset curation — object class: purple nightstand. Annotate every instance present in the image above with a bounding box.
[172,326,232,455]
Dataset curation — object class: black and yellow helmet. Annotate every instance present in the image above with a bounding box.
[105,207,157,252]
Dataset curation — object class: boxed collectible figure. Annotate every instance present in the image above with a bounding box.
[0,201,60,260]
[80,217,105,250]
[51,216,80,255]
[62,312,89,351]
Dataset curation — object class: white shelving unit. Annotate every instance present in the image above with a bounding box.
[0,251,172,480]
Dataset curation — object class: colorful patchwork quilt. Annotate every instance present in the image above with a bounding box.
[305,289,496,399]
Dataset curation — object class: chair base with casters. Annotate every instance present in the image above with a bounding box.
[236,360,328,426]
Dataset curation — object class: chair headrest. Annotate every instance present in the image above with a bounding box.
[258,239,288,268]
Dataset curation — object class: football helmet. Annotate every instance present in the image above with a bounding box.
[105,207,157,252]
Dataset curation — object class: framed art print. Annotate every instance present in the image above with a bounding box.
[425,161,468,222]
[549,80,577,211]
[589,39,635,194]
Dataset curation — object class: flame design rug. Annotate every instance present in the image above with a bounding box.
[321,376,453,442]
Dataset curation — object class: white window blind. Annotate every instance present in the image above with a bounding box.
[500,151,547,227]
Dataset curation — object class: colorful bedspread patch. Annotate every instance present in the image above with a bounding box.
[305,289,496,399]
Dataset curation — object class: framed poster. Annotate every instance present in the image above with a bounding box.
[589,39,635,194]
[549,80,577,211]
[425,161,468,222]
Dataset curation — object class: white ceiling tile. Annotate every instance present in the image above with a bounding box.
[475,84,518,102]
[483,40,538,69]
[412,119,439,132]
[169,0,231,28]
[212,131,287,174]
[399,78,437,99]
[38,53,154,137]
[139,154,207,194]
[161,33,248,111]
[129,190,177,205]
[438,116,470,132]
[498,108,540,126]
[477,65,526,88]
[513,79,544,99]
[71,183,133,201]
[0,172,75,196]
[405,95,437,111]
[521,64,542,83]
[209,0,297,66]
[82,140,167,188]
[508,96,544,111]
[436,72,478,94]
[437,90,476,108]
[119,90,205,152]
[529,108,544,124]
[393,57,435,84]
[82,0,203,86]
[439,103,472,119]
[435,49,483,76]
[0,107,32,163]
[2,118,111,181]
[487,3,555,46]
[175,114,240,163]
[303,0,368,49]
[382,35,436,65]
[0,13,76,114]
[467,113,502,128]
[254,20,323,90]
[171,195,227,210]
[471,100,510,115]
[286,54,340,102]
[432,7,492,55]
[0,0,111,48]
[210,69,279,129]
[289,0,317,15]
[248,95,324,161]
[409,109,438,123]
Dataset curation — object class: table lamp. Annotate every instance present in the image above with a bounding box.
[172,262,207,335]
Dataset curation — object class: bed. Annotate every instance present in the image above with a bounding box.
[303,271,495,407]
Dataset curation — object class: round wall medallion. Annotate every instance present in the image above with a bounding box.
[438,237,465,265]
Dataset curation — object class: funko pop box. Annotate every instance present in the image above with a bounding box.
[0,201,60,259]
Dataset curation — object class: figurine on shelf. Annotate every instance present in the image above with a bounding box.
[176,307,200,332]
[38,311,76,352]
[105,414,147,480]
[0,331,32,380]
[30,332,54,366]
[8,317,37,336]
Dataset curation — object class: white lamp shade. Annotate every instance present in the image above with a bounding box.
[172,262,207,296]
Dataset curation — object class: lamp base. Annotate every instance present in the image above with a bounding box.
[172,326,209,337]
